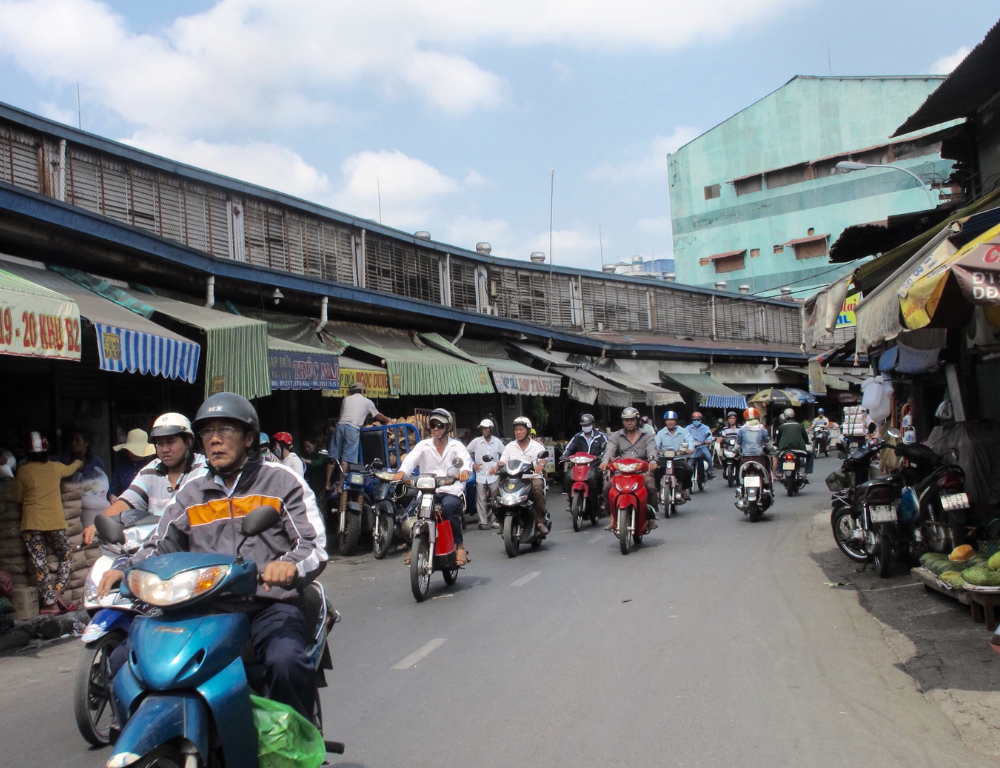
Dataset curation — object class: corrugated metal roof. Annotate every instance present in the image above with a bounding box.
[0,266,71,302]
[782,234,829,246]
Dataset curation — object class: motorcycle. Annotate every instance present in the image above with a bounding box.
[812,427,830,458]
[779,449,808,496]
[607,457,650,555]
[828,441,884,563]
[735,455,773,522]
[74,513,159,746]
[495,452,552,557]
[336,460,380,556]
[720,435,740,488]
[691,441,710,492]
[94,507,344,768]
[408,459,467,602]
[658,448,686,519]
[371,469,418,560]
[567,451,601,531]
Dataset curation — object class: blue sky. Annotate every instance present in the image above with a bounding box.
[0,0,996,272]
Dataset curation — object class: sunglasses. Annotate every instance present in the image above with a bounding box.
[429,422,447,430]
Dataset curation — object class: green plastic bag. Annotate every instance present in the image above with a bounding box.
[249,694,325,768]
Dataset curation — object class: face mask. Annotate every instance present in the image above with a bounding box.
[692,420,701,425]
[582,425,593,434]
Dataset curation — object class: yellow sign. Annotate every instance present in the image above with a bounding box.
[101,331,121,361]
[322,368,395,398]
[836,293,860,328]
[209,375,226,394]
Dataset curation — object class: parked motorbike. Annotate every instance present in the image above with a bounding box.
[567,451,601,531]
[812,427,830,458]
[720,435,740,488]
[74,513,158,746]
[735,455,773,522]
[495,452,551,557]
[778,449,808,496]
[408,459,467,601]
[658,448,686,519]
[371,469,418,560]
[336,460,380,555]
[828,441,884,563]
[94,507,344,767]
[607,457,650,555]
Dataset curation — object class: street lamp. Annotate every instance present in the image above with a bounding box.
[835,160,936,206]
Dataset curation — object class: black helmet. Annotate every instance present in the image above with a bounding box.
[192,392,260,435]
[579,413,595,427]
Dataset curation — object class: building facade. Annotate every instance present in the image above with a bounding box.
[668,76,956,296]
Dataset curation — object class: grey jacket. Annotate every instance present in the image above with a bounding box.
[602,429,657,464]
[130,455,327,601]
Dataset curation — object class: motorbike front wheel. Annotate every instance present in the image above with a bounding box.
[339,510,362,556]
[727,471,736,488]
[410,537,431,602]
[131,745,186,768]
[372,512,394,560]
[74,632,121,746]
[502,515,520,558]
[571,493,584,532]
[619,507,631,555]
[696,462,705,492]
[831,507,868,563]
[873,529,892,578]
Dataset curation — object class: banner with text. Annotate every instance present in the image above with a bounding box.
[322,367,394,398]
[269,350,339,390]
[490,370,562,397]
[0,287,81,361]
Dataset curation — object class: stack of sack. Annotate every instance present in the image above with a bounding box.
[60,480,101,606]
[0,479,33,596]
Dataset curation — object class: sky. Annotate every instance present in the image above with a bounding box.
[0,0,996,272]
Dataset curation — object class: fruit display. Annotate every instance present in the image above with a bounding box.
[949,544,976,563]
[961,567,1000,587]
[940,571,967,588]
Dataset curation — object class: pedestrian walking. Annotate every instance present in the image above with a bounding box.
[466,419,503,529]
[326,383,391,490]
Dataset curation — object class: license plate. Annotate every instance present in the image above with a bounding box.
[869,504,897,523]
[941,492,969,511]
[420,495,433,511]
[782,462,795,470]
[662,450,675,458]
[743,476,761,488]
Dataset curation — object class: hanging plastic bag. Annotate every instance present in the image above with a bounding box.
[250,694,326,768]
[861,375,892,423]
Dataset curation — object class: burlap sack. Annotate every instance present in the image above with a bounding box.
[0,557,28,574]
[61,489,84,503]
[0,482,15,502]
[67,532,84,548]
[0,539,27,558]
[64,507,81,521]
[66,573,87,590]
[62,499,83,511]
[0,506,20,523]
[63,586,84,604]
[84,548,102,565]
[61,481,81,494]
[66,518,83,538]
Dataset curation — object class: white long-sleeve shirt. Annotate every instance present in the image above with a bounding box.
[466,435,504,485]
[398,438,472,497]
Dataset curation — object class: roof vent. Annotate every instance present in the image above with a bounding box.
[475,242,492,255]
[663,272,676,283]
[631,255,644,268]
[414,231,431,240]
[529,252,546,264]
[715,281,728,291]
[779,286,793,300]
[738,284,750,294]
[602,264,616,274]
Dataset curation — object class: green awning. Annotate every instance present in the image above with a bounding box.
[325,322,493,396]
[135,294,271,400]
[430,335,562,397]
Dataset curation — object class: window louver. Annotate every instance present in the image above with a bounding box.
[449,258,479,311]
[652,289,712,338]
[581,278,650,332]
[715,297,764,341]
[0,126,41,192]
[365,235,442,304]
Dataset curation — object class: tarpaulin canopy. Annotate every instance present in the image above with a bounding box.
[552,365,631,407]
[435,336,562,397]
[802,271,854,350]
[325,322,493,396]
[239,309,342,391]
[0,266,80,362]
[585,366,682,406]
[658,372,747,409]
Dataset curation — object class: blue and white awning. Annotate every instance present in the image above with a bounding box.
[94,323,200,383]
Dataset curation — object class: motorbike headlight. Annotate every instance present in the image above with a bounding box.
[415,476,437,490]
[127,565,230,607]
[501,493,519,505]
[348,472,365,485]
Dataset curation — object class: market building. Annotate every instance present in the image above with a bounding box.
[668,76,959,297]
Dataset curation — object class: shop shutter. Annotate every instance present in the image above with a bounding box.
[129,167,160,234]
[0,125,41,192]
[651,288,712,338]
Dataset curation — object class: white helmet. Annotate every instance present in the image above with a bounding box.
[513,416,532,430]
[478,419,494,429]
[782,408,796,420]
[150,412,194,439]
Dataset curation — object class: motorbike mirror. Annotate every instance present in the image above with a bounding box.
[371,458,384,470]
[94,513,126,546]
[480,455,493,462]
[538,450,549,459]
[452,457,464,468]
[241,505,281,537]
[885,427,901,439]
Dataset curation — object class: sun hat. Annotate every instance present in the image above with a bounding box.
[114,428,155,457]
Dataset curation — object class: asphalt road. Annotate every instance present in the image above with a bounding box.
[2,455,996,768]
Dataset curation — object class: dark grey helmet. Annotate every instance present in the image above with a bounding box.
[192,392,260,435]
[621,407,641,420]
[579,413,595,427]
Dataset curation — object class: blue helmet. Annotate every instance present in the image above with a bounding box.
[663,411,679,420]
[259,431,270,446]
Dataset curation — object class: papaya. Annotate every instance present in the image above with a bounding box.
[962,567,1000,587]
[950,544,976,563]
[988,552,1000,571]
[940,571,966,588]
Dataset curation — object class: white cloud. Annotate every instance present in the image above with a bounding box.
[442,217,512,254]
[0,0,801,133]
[587,126,701,183]
[37,100,78,128]
[523,228,604,269]
[929,46,971,74]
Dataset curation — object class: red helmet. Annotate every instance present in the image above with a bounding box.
[743,407,760,421]
[24,431,49,453]
[272,431,293,446]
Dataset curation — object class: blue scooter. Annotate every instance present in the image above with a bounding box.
[94,507,344,768]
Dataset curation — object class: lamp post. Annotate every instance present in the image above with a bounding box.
[835,160,936,207]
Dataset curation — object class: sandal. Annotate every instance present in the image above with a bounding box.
[404,553,411,565]
[455,547,468,566]
[55,595,78,613]
[603,522,615,531]
[39,603,61,616]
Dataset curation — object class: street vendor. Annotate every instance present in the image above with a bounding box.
[326,383,391,488]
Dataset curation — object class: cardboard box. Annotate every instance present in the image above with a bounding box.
[11,586,38,621]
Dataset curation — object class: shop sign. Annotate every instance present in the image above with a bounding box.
[268,350,339,390]
[209,375,226,394]
[0,293,81,361]
[836,293,860,328]
[491,370,562,396]
[322,368,393,398]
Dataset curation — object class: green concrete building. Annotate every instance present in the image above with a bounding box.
[668,76,955,296]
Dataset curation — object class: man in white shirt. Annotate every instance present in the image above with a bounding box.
[327,383,391,488]
[272,432,305,476]
[393,408,473,565]
[496,416,548,535]
[466,419,503,530]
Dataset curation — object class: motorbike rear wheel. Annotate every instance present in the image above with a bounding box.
[873,530,892,578]
[696,462,705,492]
[748,499,760,522]
[339,509,362,556]
[786,479,796,497]
[443,567,459,585]
[502,515,520,558]
[831,507,869,563]
[372,512,394,560]
[410,537,431,602]
[619,507,631,555]
[74,632,121,747]
[571,493,584,532]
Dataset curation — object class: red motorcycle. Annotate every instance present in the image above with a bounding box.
[567,452,601,532]
[607,458,650,555]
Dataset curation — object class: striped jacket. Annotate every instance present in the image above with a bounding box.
[130,454,327,601]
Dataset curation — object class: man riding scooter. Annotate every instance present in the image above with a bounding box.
[98,392,328,721]
[601,407,658,530]
[736,407,773,486]
[497,416,549,534]
[686,411,715,482]
[561,413,608,517]
[774,407,812,482]
[654,411,693,502]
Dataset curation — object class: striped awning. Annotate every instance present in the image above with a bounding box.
[659,372,747,409]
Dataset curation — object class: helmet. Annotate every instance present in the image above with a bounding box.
[259,432,270,446]
[348,382,364,394]
[744,407,760,421]
[621,407,640,420]
[513,416,532,430]
[778,414,787,423]
[477,419,494,429]
[193,392,260,436]
[818,408,825,414]
[150,412,193,439]
[579,414,595,427]
[783,408,795,420]
[663,410,679,421]
[727,411,737,419]
[24,431,48,453]
[273,431,293,446]
[429,408,453,428]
